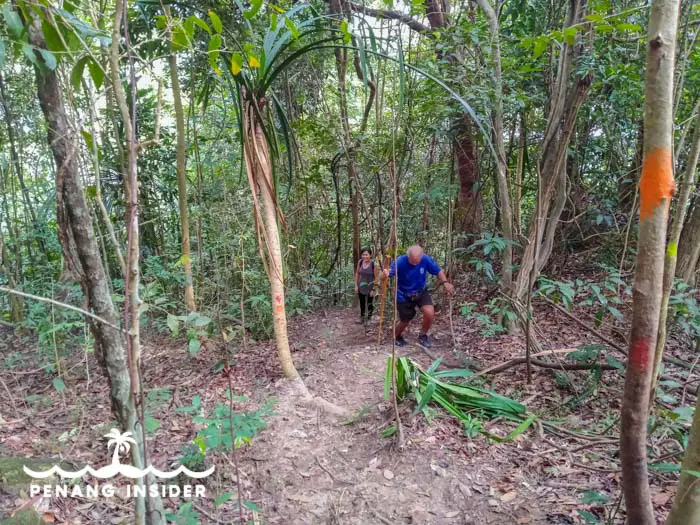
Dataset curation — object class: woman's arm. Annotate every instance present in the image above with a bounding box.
[354,262,359,291]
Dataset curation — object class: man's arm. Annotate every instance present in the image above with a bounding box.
[436,270,455,295]
[426,255,455,295]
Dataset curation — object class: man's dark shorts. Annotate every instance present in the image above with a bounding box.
[397,290,433,322]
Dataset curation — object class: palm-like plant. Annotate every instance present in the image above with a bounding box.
[157,2,489,388]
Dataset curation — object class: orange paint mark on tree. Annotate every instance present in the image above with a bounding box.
[629,338,651,371]
[639,147,675,220]
[276,305,284,313]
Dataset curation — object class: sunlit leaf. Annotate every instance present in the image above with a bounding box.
[231,52,243,74]
[248,54,261,68]
[208,11,222,33]
[244,0,263,20]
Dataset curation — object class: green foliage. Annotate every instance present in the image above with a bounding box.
[165,502,199,525]
[176,394,276,453]
[649,406,694,450]
[388,356,536,442]
[455,234,520,282]
[165,312,212,356]
[537,265,630,326]
[668,280,700,340]
[459,300,511,336]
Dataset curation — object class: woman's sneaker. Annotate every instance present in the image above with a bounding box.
[418,334,432,348]
[395,336,408,347]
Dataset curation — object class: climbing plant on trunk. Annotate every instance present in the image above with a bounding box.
[619,0,679,521]
[165,6,196,313]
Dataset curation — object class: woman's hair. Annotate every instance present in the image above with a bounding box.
[360,247,372,256]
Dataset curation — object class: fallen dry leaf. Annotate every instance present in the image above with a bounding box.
[501,491,517,503]
[652,491,673,506]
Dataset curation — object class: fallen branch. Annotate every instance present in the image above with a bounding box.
[481,357,618,375]
[0,286,123,332]
[348,2,432,34]
[474,347,584,376]
[538,294,699,373]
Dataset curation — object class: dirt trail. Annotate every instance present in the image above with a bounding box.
[2,301,645,524]
[242,309,541,524]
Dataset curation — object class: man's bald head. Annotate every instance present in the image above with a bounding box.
[407,245,424,265]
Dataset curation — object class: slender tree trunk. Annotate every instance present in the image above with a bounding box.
[476,0,513,295]
[514,113,525,236]
[620,0,679,521]
[0,72,45,258]
[668,342,700,524]
[330,0,361,266]
[0,162,22,321]
[650,110,699,396]
[83,79,126,277]
[24,11,151,518]
[676,197,700,283]
[165,7,195,312]
[0,214,22,322]
[108,0,165,522]
[512,0,592,304]
[454,117,481,241]
[243,98,300,380]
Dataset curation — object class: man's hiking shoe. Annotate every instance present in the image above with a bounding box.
[395,337,408,347]
[418,334,432,349]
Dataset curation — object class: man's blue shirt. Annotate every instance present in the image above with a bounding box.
[389,254,441,302]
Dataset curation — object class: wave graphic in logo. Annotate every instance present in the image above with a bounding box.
[23,429,214,480]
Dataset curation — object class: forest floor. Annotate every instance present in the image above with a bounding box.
[0,284,693,524]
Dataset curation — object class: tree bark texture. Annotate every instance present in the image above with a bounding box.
[513,0,592,304]
[166,19,196,312]
[620,0,679,521]
[676,197,700,284]
[243,97,300,380]
[649,109,700,396]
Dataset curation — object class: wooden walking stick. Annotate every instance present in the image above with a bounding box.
[376,254,391,344]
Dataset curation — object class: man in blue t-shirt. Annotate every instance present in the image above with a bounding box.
[382,245,454,348]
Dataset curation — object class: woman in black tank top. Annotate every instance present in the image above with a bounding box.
[354,247,379,324]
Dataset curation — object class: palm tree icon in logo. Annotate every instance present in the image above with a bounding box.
[24,428,215,479]
[105,429,137,466]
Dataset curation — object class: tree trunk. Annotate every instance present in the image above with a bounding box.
[676,198,700,284]
[650,109,700,396]
[23,14,160,522]
[668,348,700,524]
[620,0,679,520]
[330,0,361,267]
[476,0,513,295]
[243,97,300,380]
[514,113,525,237]
[0,162,22,321]
[454,117,481,241]
[512,0,592,304]
[0,72,45,259]
[83,78,126,277]
[166,15,196,312]
[0,222,22,322]
[108,0,166,522]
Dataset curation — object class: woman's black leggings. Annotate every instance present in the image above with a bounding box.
[359,293,374,318]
